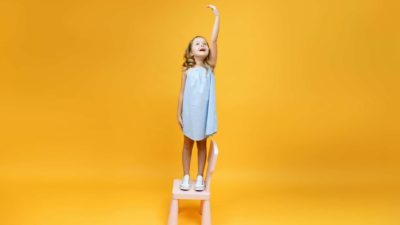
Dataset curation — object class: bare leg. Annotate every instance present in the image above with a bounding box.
[182,135,195,175]
[196,137,208,176]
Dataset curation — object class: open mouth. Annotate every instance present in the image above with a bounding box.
[199,48,206,52]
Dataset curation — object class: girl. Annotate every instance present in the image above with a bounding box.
[177,5,220,191]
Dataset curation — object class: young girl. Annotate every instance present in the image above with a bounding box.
[177,5,220,191]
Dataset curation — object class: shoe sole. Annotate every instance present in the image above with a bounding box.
[180,185,190,191]
[194,186,205,191]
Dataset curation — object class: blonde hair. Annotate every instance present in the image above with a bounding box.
[182,35,212,71]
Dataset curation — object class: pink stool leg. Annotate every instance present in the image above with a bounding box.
[168,199,178,225]
[201,200,211,225]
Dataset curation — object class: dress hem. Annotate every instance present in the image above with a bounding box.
[183,131,217,141]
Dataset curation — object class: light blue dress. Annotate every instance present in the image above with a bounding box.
[182,66,217,141]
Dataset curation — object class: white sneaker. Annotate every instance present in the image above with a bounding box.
[179,174,190,191]
[194,175,205,191]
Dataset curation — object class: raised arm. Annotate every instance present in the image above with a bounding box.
[207,5,220,68]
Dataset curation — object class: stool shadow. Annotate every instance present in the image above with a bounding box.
[178,203,202,225]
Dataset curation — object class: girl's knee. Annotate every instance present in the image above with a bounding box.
[196,141,207,149]
[183,147,193,152]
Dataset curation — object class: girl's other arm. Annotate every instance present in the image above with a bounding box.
[207,5,220,68]
[177,69,187,131]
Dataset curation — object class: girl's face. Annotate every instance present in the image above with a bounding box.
[191,37,209,58]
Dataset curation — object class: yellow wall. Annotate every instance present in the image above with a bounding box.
[1,0,399,188]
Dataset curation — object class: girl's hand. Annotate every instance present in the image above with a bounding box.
[207,4,219,16]
[177,115,183,131]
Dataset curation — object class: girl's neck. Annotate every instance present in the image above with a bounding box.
[193,57,206,67]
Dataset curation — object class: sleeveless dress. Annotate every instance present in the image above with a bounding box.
[182,66,217,141]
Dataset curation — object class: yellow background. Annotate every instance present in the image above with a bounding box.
[0,0,399,224]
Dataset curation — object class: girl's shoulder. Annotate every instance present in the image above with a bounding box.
[181,67,190,77]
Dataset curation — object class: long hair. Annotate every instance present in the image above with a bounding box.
[182,35,212,71]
